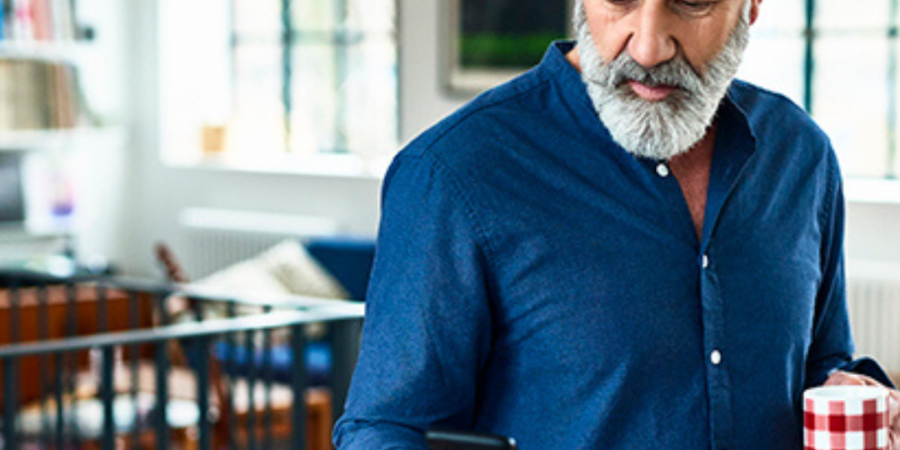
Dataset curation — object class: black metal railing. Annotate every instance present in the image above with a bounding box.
[0,271,364,450]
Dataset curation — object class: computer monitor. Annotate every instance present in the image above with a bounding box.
[0,153,25,224]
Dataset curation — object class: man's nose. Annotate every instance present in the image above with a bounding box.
[627,3,677,69]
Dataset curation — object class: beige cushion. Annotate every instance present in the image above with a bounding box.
[198,239,348,300]
[171,240,348,340]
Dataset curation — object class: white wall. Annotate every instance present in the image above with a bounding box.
[104,0,898,277]
[398,0,466,142]
[847,203,900,265]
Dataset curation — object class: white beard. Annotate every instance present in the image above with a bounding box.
[574,2,750,160]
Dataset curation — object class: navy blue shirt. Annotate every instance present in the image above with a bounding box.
[334,42,891,450]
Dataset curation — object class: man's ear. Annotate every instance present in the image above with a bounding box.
[749,0,762,25]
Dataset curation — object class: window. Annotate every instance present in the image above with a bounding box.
[159,0,398,175]
[738,0,899,179]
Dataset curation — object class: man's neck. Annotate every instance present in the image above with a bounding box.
[566,46,583,72]
[669,125,716,241]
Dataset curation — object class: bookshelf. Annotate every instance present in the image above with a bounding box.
[0,0,119,266]
[0,0,84,43]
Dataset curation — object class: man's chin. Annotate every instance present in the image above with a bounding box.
[612,134,693,161]
[597,99,702,160]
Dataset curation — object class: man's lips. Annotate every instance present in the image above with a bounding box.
[627,80,677,101]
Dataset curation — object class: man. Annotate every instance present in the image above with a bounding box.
[334,0,900,448]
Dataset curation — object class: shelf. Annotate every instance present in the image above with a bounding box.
[0,224,72,262]
[0,41,89,61]
[0,224,71,242]
[166,150,389,180]
[0,127,127,152]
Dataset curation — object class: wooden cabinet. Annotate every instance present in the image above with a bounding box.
[0,285,153,405]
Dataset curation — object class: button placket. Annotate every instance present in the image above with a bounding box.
[699,243,734,450]
[710,350,722,365]
[656,163,670,178]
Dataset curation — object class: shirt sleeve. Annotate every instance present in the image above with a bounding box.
[804,160,895,389]
[333,153,494,449]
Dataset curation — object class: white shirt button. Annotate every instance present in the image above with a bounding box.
[710,350,722,365]
[702,255,709,269]
[656,163,670,178]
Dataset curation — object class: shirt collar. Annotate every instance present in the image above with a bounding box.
[538,41,601,124]
[699,86,759,248]
[537,41,760,249]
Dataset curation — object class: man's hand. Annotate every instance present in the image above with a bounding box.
[825,371,900,449]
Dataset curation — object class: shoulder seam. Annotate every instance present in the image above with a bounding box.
[416,77,553,154]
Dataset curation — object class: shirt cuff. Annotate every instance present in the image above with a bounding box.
[837,357,897,389]
[333,418,428,450]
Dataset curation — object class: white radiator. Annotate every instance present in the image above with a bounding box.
[177,208,342,278]
[846,261,900,375]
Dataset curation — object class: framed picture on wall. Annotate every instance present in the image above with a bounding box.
[442,0,573,96]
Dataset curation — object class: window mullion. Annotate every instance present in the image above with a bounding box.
[282,0,294,153]
[334,0,349,153]
[804,0,815,114]
[889,0,899,177]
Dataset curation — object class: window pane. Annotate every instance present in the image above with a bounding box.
[738,35,806,108]
[230,44,286,157]
[294,0,395,34]
[290,0,397,157]
[754,0,805,32]
[159,0,233,163]
[814,36,890,178]
[291,43,340,154]
[742,0,805,109]
[235,0,282,39]
[291,38,398,156]
[346,0,395,33]
[893,44,900,179]
[894,144,900,178]
[816,0,891,30]
[293,0,341,33]
[160,0,398,168]
[343,36,399,158]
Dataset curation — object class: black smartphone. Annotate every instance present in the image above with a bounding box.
[426,430,518,450]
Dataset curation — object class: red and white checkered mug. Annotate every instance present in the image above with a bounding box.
[804,385,889,450]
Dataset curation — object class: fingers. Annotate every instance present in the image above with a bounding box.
[825,371,870,387]
[891,392,900,450]
[822,371,900,449]
[855,374,885,387]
